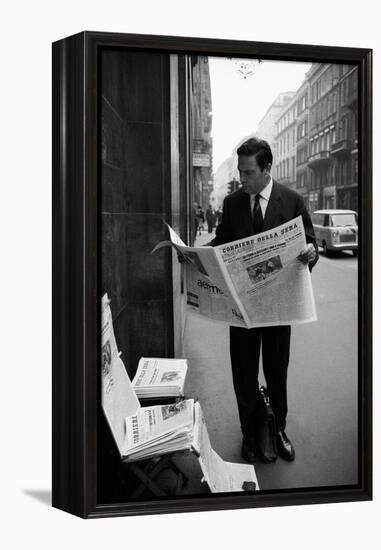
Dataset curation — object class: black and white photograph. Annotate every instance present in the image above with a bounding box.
[3,0,380,548]
[97,46,366,507]
[50,30,372,520]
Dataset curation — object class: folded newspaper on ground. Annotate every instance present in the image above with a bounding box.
[132,357,188,398]
[153,216,317,328]
[101,294,257,490]
[194,403,259,492]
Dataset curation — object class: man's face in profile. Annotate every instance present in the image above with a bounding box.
[238,154,270,195]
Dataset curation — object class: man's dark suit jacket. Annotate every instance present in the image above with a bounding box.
[211,181,318,270]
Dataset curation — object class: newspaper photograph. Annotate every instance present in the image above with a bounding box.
[153,217,317,328]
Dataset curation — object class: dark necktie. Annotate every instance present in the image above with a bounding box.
[253,194,263,235]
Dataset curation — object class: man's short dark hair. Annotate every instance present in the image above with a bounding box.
[236,137,273,171]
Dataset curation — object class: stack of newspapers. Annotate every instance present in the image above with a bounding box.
[132,357,188,399]
[123,398,200,462]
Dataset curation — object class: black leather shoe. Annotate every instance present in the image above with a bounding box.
[241,437,257,464]
[276,431,295,461]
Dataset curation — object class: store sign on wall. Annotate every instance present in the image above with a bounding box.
[193,152,210,167]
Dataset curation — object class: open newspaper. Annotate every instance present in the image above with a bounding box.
[132,357,188,399]
[153,216,317,328]
[101,294,258,491]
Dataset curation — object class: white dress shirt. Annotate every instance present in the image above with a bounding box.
[250,178,273,219]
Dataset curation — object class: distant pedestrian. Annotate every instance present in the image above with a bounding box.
[206,205,216,234]
[195,205,205,235]
[192,202,199,242]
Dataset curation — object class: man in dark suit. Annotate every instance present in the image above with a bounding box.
[211,137,318,463]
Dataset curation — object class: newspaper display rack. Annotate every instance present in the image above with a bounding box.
[101,294,258,496]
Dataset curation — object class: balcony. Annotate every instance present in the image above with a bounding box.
[331,139,353,157]
[307,150,331,169]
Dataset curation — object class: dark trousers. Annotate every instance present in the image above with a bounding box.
[229,325,291,437]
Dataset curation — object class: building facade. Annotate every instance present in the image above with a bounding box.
[307,63,358,212]
[212,155,237,208]
[295,79,310,203]
[213,62,358,216]
[307,63,341,211]
[191,56,213,210]
[212,92,295,208]
[274,93,297,191]
[257,92,295,163]
[333,65,358,211]
[272,63,358,213]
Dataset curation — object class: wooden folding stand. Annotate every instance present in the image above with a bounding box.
[127,452,189,497]
[125,395,190,497]
[101,324,192,498]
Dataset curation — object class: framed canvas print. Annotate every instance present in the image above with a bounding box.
[52,31,372,518]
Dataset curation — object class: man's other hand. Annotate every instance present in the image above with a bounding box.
[297,243,317,265]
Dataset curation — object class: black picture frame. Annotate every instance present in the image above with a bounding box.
[52,31,372,518]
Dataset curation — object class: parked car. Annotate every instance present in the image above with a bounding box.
[311,209,358,256]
